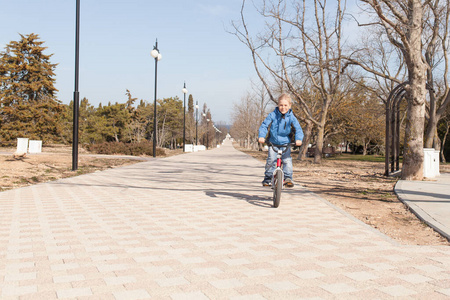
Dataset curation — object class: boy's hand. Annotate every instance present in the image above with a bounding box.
[295,140,302,147]
[258,137,265,144]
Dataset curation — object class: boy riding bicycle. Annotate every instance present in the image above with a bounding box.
[258,93,304,187]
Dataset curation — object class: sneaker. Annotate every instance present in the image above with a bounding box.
[262,178,271,186]
[284,178,294,188]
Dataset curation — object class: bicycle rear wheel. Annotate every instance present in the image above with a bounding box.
[272,169,283,208]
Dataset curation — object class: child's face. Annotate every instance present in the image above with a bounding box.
[278,99,291,115]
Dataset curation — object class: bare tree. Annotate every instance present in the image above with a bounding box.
[231,0,349,163]
[352,0,429,180]
[348,1,450,159]
[251,81,272,150]
[423,1,450,149]
[230,92,264,149]
[439,115,450,162]
[345,25,407,103]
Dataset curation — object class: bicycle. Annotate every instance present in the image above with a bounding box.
[268,143,294,208]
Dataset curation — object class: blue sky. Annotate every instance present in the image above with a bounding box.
[0,0,364,124]
[0,0,261,124]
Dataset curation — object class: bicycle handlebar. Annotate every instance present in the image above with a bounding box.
[266,142,296,148]
[266,142,296,155]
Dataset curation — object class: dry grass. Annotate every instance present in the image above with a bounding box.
[239,147,450,246]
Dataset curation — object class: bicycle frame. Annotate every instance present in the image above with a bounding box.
[267,143,293,208]
[268,143,292,182]
[271,148,284,189]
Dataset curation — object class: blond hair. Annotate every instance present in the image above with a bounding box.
[278,93,292,105]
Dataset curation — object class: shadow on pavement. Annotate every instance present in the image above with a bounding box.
[205,190,273,208]
[399,190,450,202]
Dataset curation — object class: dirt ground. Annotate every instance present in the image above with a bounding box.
[1,145,449,246]
[1,145,184,192]
[0,146,140,191]
[239,147,450,246]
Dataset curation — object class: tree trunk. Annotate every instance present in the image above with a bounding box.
[433,130,442,151]
[362,138,368,155]
[400,0,427,180]
[297,120,312,160]
[314,104,329,163]
[440,120,449,163]
[402,89,426,180]
[314,124,325,163]
[424,94,437,148]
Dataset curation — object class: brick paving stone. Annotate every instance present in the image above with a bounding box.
[378,285,417,297]
[292,269,325,279]
[264,280,299,292]
[192,267,223,275]
[56,287,92,298]
[320,282,358,294]
[1,284,38,297]
[104,275,137,286]
[156,276,190,287]
[113,289,151,300]
[209,278,245,289]
[398,273,433,284]
[0,138,450,299]
[440,288,450,296]
[230,295,267,300]
[171,291,210,300]
[344,271,378,282]
[52,273,85,283]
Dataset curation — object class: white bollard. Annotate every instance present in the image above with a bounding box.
[16,138,29,154]
[423,148,438,178]
[29,140,42,153]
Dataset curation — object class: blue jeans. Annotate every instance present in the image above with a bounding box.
[264,146,293,180]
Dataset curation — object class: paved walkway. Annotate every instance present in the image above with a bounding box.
[0,139,449,299]
[395,173,450,242]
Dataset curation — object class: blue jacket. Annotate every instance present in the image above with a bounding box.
[258,108,304,146]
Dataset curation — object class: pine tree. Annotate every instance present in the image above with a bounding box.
[187,94,194,143]
[0,33,61,143]
[97,102,131,142]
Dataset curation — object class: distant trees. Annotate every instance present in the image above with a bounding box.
[0,33,225,150]
[59,95,189,149]
[328,83,385,155]
[0,33,62,143]
[185,94,197,145]
[230,83,271,149]
[230,93,261,149]
[197,103,227,149]
[232,0,349,163]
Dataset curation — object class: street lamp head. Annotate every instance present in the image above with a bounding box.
[150,49,159,58]
[151,48,162,61]
[182,88,188,94]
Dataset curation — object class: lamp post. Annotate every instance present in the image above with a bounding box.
[72,0,80,171]
[195,101,199,145]
[150,39,162,158]
[182,83,188,152]
[202,113,206,147]
[202,112,210,150]
[206,118,210,149]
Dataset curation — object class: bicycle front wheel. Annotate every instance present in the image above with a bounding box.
[272,169,283,208]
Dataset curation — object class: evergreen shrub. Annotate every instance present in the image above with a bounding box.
[85,141,165,156]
